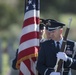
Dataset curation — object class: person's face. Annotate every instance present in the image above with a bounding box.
[45,29,50,39]
[49,28,63,41]
[39,29,44,39]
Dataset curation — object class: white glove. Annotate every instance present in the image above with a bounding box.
[50,72,60,75]
[57,52,68,61]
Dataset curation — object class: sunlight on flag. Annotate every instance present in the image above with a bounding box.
[16,0,40,75]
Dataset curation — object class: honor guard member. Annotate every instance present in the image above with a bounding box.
[45,19,57,40]
[12,19,45,70]
[36,19,76,75]
[39,19,46,43]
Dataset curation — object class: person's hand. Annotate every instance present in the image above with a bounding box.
[57,52,68,61]
[50,72,60,75]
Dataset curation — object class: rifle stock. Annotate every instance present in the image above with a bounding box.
[56,28,70,72]
[56,17,72,72]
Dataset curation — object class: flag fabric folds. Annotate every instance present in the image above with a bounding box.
[16,0,40,75]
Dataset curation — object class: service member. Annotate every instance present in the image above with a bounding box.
[36,19,76,75]
[39,19,45,43]
[45,19,58,40]
[12,19,45,70]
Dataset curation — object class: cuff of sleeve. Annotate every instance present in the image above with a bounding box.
[68,58,73,67]
[44,68,48,75]
[44,68,54,75]
[64,57,73,68]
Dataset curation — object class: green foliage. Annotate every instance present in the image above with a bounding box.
[0,4,19,30]
[0,0,76,30]
[41,0,76,13]
[0,0,76,40]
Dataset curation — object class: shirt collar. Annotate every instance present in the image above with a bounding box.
[54,38,63,47]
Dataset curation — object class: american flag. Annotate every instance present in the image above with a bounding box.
[16,0,40,75]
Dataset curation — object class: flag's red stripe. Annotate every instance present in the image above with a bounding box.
[23,17,39,28]
[18,46,39,60]
[19,70,23,75]
[20,32,39,44]
[23,59,34,75]
[31,57,37,63]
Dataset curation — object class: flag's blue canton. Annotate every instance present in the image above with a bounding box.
[25,0,40,12]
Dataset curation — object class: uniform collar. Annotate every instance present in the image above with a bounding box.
[54,38,63,48]
[40,38,47,43]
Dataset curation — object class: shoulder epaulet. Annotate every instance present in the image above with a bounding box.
[67,39,75,43]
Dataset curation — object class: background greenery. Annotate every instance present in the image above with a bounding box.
[0,0,76,40]
[0,0,76,75]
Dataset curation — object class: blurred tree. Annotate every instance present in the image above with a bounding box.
[0,0,76,41]
[0,4,19,30]
[40,0,76,18]
[0,0,76,30]
[17,0,24,14]
[41,0,76,13]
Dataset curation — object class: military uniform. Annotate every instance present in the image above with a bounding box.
[36,19,76,75]
[36,39,76,75]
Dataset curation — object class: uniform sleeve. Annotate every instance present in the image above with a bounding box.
[69,42,76,69]
[64,42,76,69]
[36,44,54,75]
[12,49,18,70]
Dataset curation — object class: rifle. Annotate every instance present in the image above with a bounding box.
[55,18,72,73]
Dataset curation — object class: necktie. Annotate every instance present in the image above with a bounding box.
[56,41,60,51]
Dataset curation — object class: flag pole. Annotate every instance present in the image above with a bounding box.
[25,0,27,11]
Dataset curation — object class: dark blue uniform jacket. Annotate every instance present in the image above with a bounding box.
[36,39,76,75]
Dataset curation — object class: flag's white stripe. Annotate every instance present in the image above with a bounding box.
[21,24,39,36]
[19,39,39,53]
[36,9,40,18]
[20,62,31,75]
[30,58,37,75]
[24,10,39,20]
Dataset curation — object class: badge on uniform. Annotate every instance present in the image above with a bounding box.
[46,20,51,26]
[65,45,73,55]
